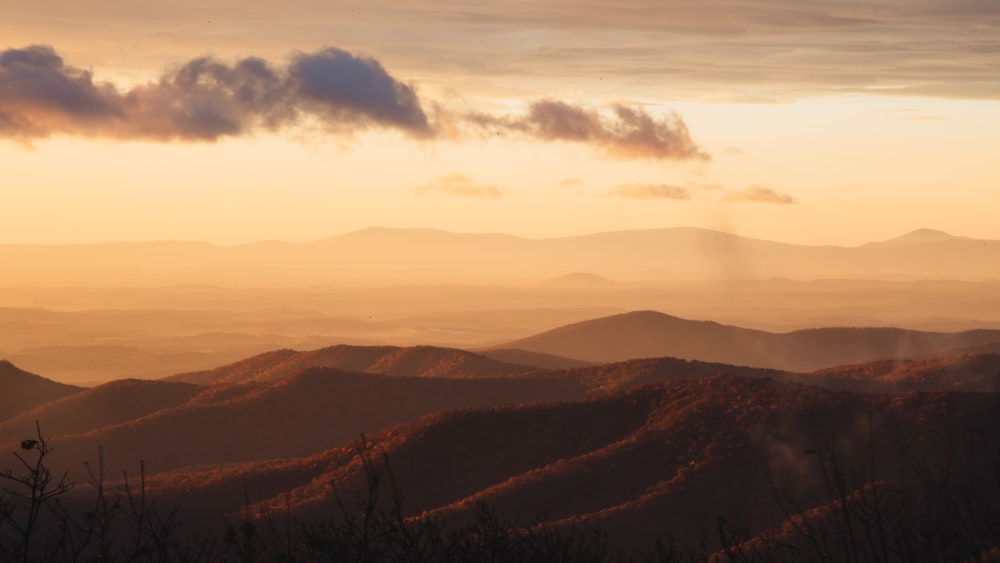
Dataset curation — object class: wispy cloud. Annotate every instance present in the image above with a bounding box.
[415,173,503,199]
[467,100,708,161]
[0,45,434,142]
[605,183,691,200]
[723,185,796,204]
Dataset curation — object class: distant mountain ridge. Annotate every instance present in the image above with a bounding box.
[864,228,966,248]
[499,310,1000,371]
[4,227,998,286]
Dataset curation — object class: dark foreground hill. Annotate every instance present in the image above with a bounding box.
[167,344,538,385]
[500,310,1000,371]
[811,352,1000,391]
[33,368,585,478]
[0,360,82,421]
[0,379,201,446]
[138,375,1000,559]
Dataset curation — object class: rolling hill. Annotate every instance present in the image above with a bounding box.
[166,344,539,385]
[0,378,201,445]
[810,352,1000,391]
[499,310,1000,371]
[476,348,592,370]
[0,360,82,421]
[35,368,586,478]
[139,374,1000,556]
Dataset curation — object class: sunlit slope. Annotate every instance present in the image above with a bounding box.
[811,352,1000,391]
[146,375,1000,553]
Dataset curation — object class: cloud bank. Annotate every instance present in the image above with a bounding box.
[0,45,708,162]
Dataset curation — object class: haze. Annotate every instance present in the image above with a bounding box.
[2,0,999,246]
[3,2,1000,561]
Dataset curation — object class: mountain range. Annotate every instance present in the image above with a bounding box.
[499,310,1000,371]
[3,227,998,287]
[3,309,1000,557]
[140,374,1000,556]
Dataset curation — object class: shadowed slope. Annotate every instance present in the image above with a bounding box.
[144,375,1000,555]
[500,310,1000,371]
[477,348,592,370]
[0,379,200,445]
[40,368,585,477]
[0,360,82,421]
[168,344,537,385]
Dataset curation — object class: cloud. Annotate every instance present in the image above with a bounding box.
[0,46,121,139]
[0,45,434,142]
[723,185,797,204]
[415,173,503,199]
[559,178,585,187]
[0,45,708,159]
[287,48,433,136]
[606,183,691,200]
[466,100,709,161]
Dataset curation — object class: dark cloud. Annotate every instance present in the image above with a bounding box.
[0,45,121,139]
[468,100,708,161]
[0,45,707,158]
[288,48,432,136]
[119,56,295,140]
[0,45,434,142]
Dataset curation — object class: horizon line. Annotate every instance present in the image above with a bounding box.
[0,226,974,249]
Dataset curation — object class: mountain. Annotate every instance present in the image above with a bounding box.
[810,352,1000,391]
[499,310,1000,371]
[166,344,538,385]
[477,348,592,370]
[0,379,200,445]
[864,228,965,248]
[38,368,585,477]
[0,360,82,421]
[3,227,999,287]
[142,375,1000,556]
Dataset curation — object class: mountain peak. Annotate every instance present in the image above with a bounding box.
[0,359,25,374]
[868,229,963,248]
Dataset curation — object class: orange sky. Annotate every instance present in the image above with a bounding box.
[2,0,999,246]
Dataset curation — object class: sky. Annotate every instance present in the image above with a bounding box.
[2,0,999,246]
